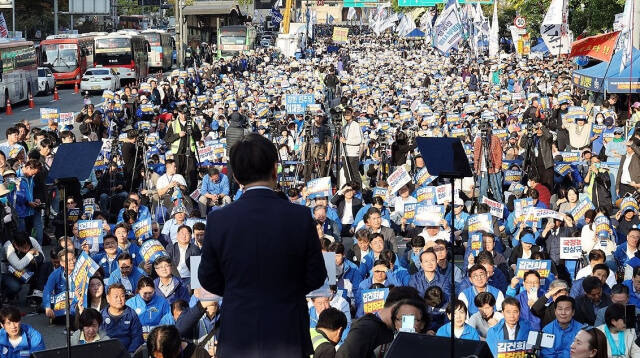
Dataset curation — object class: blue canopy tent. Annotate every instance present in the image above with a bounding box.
[531,41,549,54]
[572,47,640,92]
[405,28,425,38]
[605,52,640,93]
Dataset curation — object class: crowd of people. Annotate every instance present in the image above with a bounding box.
[0,26,639,358]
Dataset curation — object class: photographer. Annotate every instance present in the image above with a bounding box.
[165,106,202,192]
[547,97,570,151]
[340,107,363,188]
[473,124,503,202]
[306,112,333,181]
[520,121,554,191]
[121,129,144,193]
[75,104,107,141]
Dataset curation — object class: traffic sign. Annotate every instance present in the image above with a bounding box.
[514,16,526,29]
[343,0,377,7]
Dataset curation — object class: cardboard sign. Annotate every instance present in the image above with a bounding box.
[133,217,153,241]
[307,177,331,199]
[413,205,444,227]
[560,237,582,260]
[516,259,551,279]
[140,239,168,263]
[77,220,103,253]
[416,186,437,204]
[468,213,493,233]
[388,166,412,194]
[570,198,595,221]
[403,203,417,224]
[414,167,434,187]
[70,251,100,308]
[362,288,389,314]
[496,340,528,358]
[482,197,504,218]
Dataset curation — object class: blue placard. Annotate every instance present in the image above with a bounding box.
[285,94,315,114]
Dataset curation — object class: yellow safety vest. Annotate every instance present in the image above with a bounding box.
[309,329,330,357]
[171,119,196,154]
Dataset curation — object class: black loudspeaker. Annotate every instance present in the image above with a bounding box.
[385,332,492,358]
[31,339,128,358]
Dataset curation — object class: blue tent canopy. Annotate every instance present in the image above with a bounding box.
[606,53,640,93]
[572,47,640,92]
[405,28,425,38]
[531,41,549,54]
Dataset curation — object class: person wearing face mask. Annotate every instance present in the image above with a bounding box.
[436,299,480,340]
[71,308,110,345]
[506,270,544,330]
[126,277,171,340]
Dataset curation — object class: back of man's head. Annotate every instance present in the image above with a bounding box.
[316,307,348,331]
[384,286,421,308]
[229,133,278,185]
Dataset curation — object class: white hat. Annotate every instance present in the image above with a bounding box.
[139,95,148,101]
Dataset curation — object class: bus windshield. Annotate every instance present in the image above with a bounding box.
[41,43,78,73]
[143,33,161,46]
[95,38,132,66]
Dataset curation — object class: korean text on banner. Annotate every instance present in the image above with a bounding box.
[307,177,331,199]
[332,27,349,43]
[388,166,412,194]
[133,217,153,241]
[362,288,389,314]
[77,220,104,253]
[140,239,169,263]
[560,237,582,260]
[70,251,100,308]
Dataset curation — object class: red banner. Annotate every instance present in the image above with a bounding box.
[569,31,620,62]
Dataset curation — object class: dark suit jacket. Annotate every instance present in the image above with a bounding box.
[198,188,327,358]
[574,294,612,326]
[616,151,640,189]
[330,194,363,223]
[165,242,201,274]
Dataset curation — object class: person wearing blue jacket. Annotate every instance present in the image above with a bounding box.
[152,256,190,304]
[408,249,451,299]
[505,270,545,331]
[114,223,142,266]
[310,196,342,232]
[353,259,400,318]
[486,298,532,358]
[14,160,40,234]
[540,296,583,358]
[352,198,391,230]
[106,253,147,297]
[43,249,78,321]
[91,235,121,279]
[101,283,144,353]
[116,194,151,224]
[435,299,480,340]
[0,306,45,358]
[125,277,171,339]
[198,168,231,216]
[459,264,505,316]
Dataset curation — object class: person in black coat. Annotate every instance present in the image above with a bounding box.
[166,225,201,288]
[330,182,363,237]
[574,276,612,326]
[198,134,327,358]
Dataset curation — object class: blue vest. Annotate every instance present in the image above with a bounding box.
[462,285,501,315]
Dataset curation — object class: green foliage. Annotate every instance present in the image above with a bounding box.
[117,0,143,15]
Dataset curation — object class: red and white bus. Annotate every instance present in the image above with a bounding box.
[39,34,96,86]
[0,39,38,109]
[94,31,150,85]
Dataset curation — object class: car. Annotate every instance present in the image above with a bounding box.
[260,37,273,47]
[37,67,55,95]
[79,67,121,93]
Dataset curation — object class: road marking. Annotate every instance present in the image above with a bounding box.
[21,108,32,112]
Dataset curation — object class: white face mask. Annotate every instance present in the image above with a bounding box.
[596,117,604,125]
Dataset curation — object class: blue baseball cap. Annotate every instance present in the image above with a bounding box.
[521,233,536,245]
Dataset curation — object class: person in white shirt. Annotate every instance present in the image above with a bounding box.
[575,249,617,287]
[156,159,188,209]
[340,108,363,188]
[391,184,417,224]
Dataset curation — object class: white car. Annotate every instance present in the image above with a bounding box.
[37,67,55,95]
[80,67,121,93]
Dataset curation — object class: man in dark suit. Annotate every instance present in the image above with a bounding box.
[330,182,363,237]
[615,139,640,199]
[198,133,327,358]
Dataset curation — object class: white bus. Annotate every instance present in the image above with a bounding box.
[94,32,150,85]
[0,39,38,109]
[141,29,173,71]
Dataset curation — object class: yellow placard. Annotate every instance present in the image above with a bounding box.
[332,27,349,43]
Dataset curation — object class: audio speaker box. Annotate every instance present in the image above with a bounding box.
[31,339,128,358]
[385,332,492,358]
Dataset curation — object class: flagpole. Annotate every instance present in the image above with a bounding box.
[628,0,634,116]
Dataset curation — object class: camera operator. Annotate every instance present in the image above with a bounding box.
[165,106,202,192]
[340,107,363,188]
[391,130,415,167]
[121,129,144,193]
[520,121,554,190]
[307,112,333,181]
[75,104,107,141]
[523,99,541,122]
[473,123,504,202]
[547,98,570,151]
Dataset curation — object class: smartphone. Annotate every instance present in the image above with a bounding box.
[400,314,415,333]
[625,304,636,329]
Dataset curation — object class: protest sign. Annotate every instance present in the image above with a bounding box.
[435,184,452,205]
[197,145,215,162]
[133,217,153,242]
[68,208,81,223]
[362,288,389,314]
[482,197,504,218]
[307,177,331,199]
[285,94,314,114]
[58,112,74,126]
[77,220,103,253]
[83,204,95,220]
[403,203,417,225]
[554,164,572,177]
[560,237,582,260]
[40,108,59,124]
[414,167,434,187]
[414,205,444,227]
[70,251,100,308]
[570,198,595,221]
[372,187,389,204]
[594,215,613,239]
[516,259,552,281]
[416,186,436,204]
[388,166,412,194]
[503,170,522,184]
[467,213,493,233]
[496,340,528,358]
[51,291,74,317]
[332,27,349,43]
[140,239,168,263]
[621,197,639,213]
[102,90,114,100]
[559,151,580,163]
[8,266,33,283]
[533,208,565,221]
[469,231,483,256]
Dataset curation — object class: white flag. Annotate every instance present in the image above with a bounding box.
[489,0,499,58]
[540,0,570,55]
[619,0,634,72]
[0,13,7,38]
[347,7,356,21]
[433,2,462,54]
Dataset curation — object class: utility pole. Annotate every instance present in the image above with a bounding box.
[11,0,14,35]
[54,0,59,34]
[633,0,640,50]
[176,0,183,67]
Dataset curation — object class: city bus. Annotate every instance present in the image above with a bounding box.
[39,33,95,86]
[141,29,173,71]
[0,39,38,109]
[217,25,257,58]
[94,32,150,85]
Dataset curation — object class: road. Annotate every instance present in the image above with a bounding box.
[0,87,104,140]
